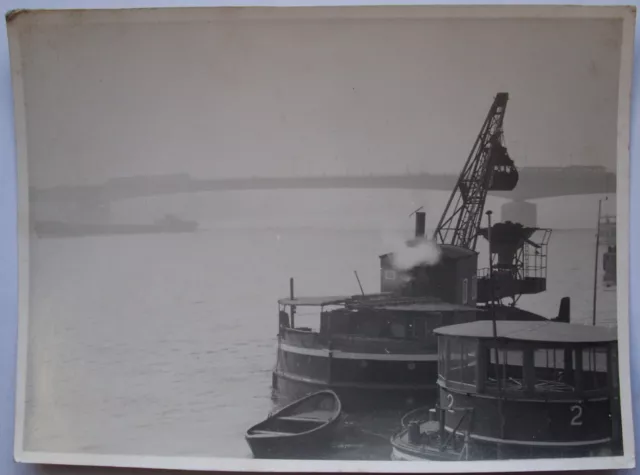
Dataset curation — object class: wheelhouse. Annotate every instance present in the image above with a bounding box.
[432,320,621,454]
[435,320,617,399]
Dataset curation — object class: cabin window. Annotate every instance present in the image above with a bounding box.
[471,276,478,300]
[533,348,573,392]
[438,336,447,379]
[444,337,476,386]
[581,346,609,391]
[487,347,525,391]
[460,340,477,385]
[378,314,407,339]
[425,313,443,337]
[345,312,382,338]
[389,321,406,338]
[410,318,425,339]
[384,270,397,280]
[412,313,442,342]
[462,279,468,304]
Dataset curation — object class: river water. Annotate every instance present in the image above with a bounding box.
[23,190,617,459]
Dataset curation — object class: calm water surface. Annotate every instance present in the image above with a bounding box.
[24,210,617,458]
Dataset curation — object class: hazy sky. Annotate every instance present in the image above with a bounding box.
[16,10,623,188]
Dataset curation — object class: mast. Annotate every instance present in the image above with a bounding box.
[289,277,296,328]
[486,210,505,456]
[592,198,605,326]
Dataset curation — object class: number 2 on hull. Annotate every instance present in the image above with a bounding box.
[570,404,583,426]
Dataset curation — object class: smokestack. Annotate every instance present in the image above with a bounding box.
[415,211,426,238]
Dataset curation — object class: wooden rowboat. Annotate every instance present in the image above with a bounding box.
[245,390,343,459]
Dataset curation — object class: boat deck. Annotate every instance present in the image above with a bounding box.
[281,410,334,422]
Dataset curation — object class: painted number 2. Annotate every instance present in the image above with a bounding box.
[570,405,583,426]
[446,394,454,412]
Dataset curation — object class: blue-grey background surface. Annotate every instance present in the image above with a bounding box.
[0,0,638,474]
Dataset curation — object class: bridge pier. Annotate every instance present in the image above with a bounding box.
[501,200,537,227]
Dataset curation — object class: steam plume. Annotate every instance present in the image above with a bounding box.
[383,232,442,271]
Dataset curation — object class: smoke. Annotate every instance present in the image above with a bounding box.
[382,232,442,271]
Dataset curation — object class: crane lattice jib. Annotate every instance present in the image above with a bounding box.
[433,92,516,250]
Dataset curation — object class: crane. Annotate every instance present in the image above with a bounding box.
[430,93,551,306]
[433,92,518,251]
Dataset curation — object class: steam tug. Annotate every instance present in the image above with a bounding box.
[271,93,568,411]
[390,319,622,460]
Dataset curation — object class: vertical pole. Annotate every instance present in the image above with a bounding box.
[486,211,500,382]
[290,277,296,329]
[486,210,504,458]
[354,271,365,295]
[592,199,603,326]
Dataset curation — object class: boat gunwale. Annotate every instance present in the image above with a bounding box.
[245,390,342,440]
[390,420,613,454]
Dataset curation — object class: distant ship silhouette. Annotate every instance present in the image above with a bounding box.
[34,214,198,238]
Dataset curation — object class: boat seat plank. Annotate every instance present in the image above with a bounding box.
[250,430,293,436]
[277,415,328,422]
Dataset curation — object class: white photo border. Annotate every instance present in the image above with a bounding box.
[7,3,637,472]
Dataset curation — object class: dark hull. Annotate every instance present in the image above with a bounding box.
[272,370,438,412]
[246,390,343,459]
[439,388,614,447]
[246,417,341,459]
[391,435,465,461]
[391,432,615,461]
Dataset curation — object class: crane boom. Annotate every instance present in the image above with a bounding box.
[433,92,518,250]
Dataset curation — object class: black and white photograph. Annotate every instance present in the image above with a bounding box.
[7,4,636,472]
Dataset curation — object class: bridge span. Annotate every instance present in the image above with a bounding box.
[30,166,616,228]
[31,166,615,204]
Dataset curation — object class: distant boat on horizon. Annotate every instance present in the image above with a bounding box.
[33,214,199,238]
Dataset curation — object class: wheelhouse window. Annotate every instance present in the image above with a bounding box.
[487,347,525,392]
[462,278,468,304]
[438,336,447,379]
[384,270,397,280]
[471,276,478,300]
[408,313,443,345]
[439,336,477,387]
[477,344,611,395]
[581,346,609,391]
[533,348,574,392]
[346,312,383,338]
[387,320,406,338]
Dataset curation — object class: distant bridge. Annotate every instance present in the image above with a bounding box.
[31,166,616,205]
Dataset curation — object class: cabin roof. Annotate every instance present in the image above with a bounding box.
[439,244,478,258]
[379,243,477,261]
[375,302,479,313]
[434,320,617,343]
[278,296,350,306]
[278,293,471,311]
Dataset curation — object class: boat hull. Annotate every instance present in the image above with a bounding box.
[246,418,341,459]
[390,437,615,461]
[246,390,343,459]
[272,370,438,412]
[273,329,441,412]
[390,423,616,462]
